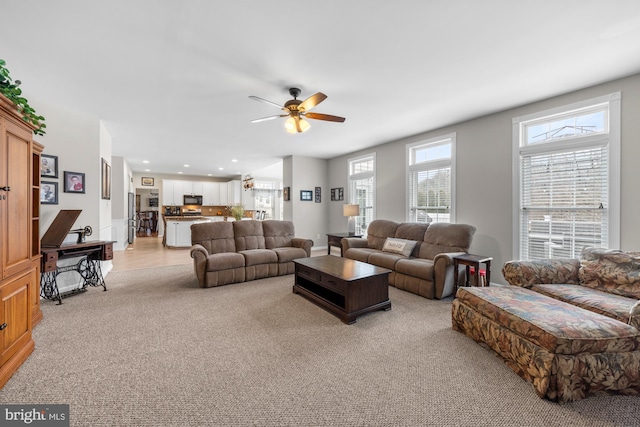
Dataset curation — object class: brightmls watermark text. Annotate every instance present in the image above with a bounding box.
[1,405,69,426]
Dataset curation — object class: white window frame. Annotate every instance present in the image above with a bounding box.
[348,153,376,235]
[512,92,621,260]
[406,133,456,224]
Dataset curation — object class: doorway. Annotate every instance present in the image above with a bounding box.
[136,188,160,237]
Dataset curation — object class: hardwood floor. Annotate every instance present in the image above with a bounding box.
[111,237,191,272]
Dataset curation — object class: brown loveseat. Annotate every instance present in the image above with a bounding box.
[342,219,476,299]
[452,247,640,401]
[190,220,313,288]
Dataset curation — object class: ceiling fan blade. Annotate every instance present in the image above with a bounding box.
[304,112,346,123]
[298,92,327,111]
[251,114,288,123]
[249,95,285,110]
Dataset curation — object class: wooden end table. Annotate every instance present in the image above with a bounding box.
[326,232,362,256]
[453,253,493,294]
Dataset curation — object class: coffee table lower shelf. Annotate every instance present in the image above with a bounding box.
[293,256,391,324]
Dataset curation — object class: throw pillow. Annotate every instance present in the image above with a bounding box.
[382,238,416,257]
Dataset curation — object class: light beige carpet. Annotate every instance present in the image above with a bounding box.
[1,264,638,426]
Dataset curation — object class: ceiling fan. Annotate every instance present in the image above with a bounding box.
[249,87,345,133]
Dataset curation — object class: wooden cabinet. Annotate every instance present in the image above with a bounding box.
[0,93,39,389]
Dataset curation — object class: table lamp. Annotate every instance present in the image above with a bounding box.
[343,204,360,235]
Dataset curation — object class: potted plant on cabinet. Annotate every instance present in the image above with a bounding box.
[0,59,46,135]
[227,204,245,221]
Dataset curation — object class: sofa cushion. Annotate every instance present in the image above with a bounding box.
[191,221,236,254]
[343,247,379,263]
[419,223,476,260]
[394,257,434,280]
[382,238,417,257]
[233,220,266,251]
[366,220,400,250]
[394,222,428,257]
[456,286,640,355]
[532,283,638,326]
[368,251,405,270]
[579,247,640,299]
[271,247,307,263]
[239,249,278,266]
[206,252,245,271]
[263,220,295,249]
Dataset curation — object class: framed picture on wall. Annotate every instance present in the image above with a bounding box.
[101,158,111,200]
[141,177,154,186]
[63,171,85,193]
[283,187,290,201]
[40,181,58,204]
[300,190,313,201]
[315,187,321,203]
[41,154,58,178]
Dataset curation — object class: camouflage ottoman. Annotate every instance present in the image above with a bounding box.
[452,286,640,402]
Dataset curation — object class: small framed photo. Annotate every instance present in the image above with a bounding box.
[40,181,58,204]
[300,190,313,201]
[283,186,290,201]
[315,187,321,203]
[64,171,85,193]
[101,158,111,200]
[41,154,58,178]
[331,187,344,201]
[141,177,154,186]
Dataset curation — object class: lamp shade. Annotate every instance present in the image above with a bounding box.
[343,204,360,217]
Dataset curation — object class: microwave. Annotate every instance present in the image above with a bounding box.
[183,195,203,205]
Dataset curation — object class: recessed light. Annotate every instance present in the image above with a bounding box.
[178,171,183,174]
[184,164,190,168]
[218,167,224,170]
[142,160,149,164]
[145,169,150,172]
[232,159,238,163]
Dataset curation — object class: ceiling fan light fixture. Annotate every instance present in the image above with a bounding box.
[284,116,310,133]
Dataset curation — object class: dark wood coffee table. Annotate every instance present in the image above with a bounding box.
[293,255,391,324]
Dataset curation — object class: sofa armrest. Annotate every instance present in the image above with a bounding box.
[433,252,466,299]
[502,258,580,288]
[342,237,368,253]
[291,238,314,257]
[190,244,209,287]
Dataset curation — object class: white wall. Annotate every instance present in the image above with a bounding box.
[111,155,132,251]
[284,156,328,247]
[327,72,640,284]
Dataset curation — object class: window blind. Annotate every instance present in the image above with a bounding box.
[520,146,608,259]
[408,167,451,223]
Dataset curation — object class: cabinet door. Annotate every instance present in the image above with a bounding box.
[0,270,33,365]
[228,180,242,205]
[191,182,203,197]
[176,222,193,247]
[219,183,228,205]
[1,119,32,279]
[165,222,178,246]
[177,181,192,198]
[202,182,214,206]
[162,180,175,205]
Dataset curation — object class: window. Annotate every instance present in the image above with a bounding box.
[348,153,375,235]
[407,134,456,224]
[253,181,277,220]
[513,93,620,260]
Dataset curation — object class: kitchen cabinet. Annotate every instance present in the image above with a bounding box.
[163,179,241,207]
[203,182,221,206]
[162,179,178,205]
[165,219,210,248]
[0,93,39,389]
[228,180,242,205]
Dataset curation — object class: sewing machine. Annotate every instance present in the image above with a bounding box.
[69,225,93,243]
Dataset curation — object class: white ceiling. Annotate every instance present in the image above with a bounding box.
[3,1,640,179]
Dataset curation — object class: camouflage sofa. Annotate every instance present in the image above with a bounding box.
[452,247,640,402]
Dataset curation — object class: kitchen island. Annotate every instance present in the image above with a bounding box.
[162,215,230,248]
